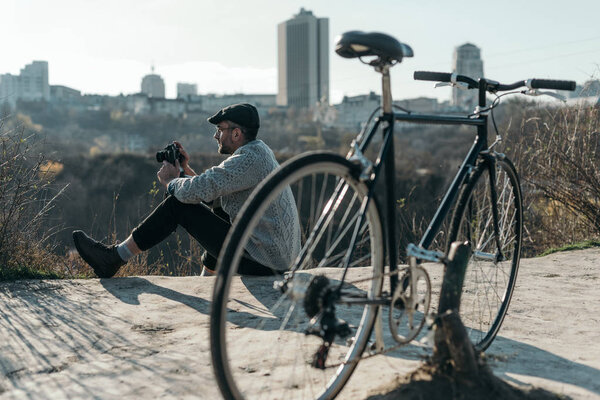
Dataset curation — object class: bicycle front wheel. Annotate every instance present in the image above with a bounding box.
[448,155,522,351]
[211,152,384,400]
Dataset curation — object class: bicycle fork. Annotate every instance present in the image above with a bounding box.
[481,154,506,262]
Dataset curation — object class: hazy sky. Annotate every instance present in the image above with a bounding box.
[2,0,599,103]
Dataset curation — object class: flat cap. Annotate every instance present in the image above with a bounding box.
[207,103,260,129]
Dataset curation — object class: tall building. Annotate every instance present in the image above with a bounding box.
[19,61,50,101]
[0,61,50,107]
[452,43,484,110]
[277,8,329,108]
[141,67,165,98]
[0,74,20,107]
[177,83,198,99]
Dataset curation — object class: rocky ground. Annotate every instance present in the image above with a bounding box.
[0,248,599,399]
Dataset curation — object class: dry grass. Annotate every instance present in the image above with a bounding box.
[0,113,72,280]
[504,102,600,255]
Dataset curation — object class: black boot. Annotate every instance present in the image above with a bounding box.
[73,230,125,278]
[200,251,216,276]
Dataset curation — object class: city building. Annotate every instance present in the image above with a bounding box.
[333,93,445,131]
[395,97,440,113]
[177,83,197,99]
[0,61,50,107]
[452,43,484,111]
[141,67,165,98]
[277,8,329,109]
[0,74,20,107]
[333,92,380,131]
[20,61,50,101]
[570,79,600,98]
[149,97,186,117]
[50,85,81,103]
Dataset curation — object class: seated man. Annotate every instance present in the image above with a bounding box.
[73,103,301,277]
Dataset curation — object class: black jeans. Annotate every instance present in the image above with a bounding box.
[131,195,274,276]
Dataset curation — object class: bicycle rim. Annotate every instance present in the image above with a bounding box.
[211,152,384,400]
[448,157,522,351]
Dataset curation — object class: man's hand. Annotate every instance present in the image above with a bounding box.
[174,141,197,176]
[157,160,180,187]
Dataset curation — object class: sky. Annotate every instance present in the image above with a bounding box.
[1,0,599,104]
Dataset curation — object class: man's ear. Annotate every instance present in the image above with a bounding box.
[233,128,243,142]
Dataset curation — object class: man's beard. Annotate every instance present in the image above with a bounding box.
[218,142,233,154]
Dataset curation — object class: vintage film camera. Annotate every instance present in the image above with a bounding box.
[156,142,184,166]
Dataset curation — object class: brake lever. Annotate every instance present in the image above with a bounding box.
[523,89,567,102]
[435,81,469,90]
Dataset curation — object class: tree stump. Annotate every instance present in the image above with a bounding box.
[433,241,479,379]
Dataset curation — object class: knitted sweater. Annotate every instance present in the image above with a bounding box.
[167,140,301,270]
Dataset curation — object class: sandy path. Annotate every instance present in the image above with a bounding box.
[0,248,599,399]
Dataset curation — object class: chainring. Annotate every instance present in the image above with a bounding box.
[388,265,431,344]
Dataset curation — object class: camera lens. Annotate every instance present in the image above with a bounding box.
[156,151,166,163]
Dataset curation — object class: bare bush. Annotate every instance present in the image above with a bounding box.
[504,101,600,254]
[0,114,69,279]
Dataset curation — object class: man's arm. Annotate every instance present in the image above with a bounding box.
[167,147,265,204]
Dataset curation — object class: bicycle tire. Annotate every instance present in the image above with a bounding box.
[210,152,385,400]
[447,155,522,351]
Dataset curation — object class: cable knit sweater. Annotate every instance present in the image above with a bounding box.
[167,140,301,271]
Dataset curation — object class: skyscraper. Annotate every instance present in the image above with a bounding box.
[277,8,329,108]
[141,67,165,98]
[452,43,484,110]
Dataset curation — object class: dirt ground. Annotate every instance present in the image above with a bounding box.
[1,248,599,399]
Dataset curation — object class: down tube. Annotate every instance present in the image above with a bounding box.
[418,136,484,250]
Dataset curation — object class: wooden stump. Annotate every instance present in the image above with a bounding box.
[432,241,479,378]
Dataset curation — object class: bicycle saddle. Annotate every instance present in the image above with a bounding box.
[335,31,413,63]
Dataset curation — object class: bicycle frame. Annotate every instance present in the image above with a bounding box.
[343,77,496,295]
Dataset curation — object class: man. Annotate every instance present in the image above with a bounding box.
[73,103,301,278]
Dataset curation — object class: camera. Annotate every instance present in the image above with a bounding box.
[156,142,184,166]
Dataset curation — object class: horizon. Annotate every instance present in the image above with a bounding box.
[2,0,599,104]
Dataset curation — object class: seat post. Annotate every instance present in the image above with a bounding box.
[377,64,393,114]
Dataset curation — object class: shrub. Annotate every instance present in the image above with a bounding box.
[0,113,70,280]
[504,101,600,255]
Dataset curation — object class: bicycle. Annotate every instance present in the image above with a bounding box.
[210,30,576,400]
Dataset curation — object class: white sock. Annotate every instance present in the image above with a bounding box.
[116,242,135,261]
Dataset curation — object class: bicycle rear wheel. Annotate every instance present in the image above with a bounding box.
[448,155,522,351]
[211,152,384,400]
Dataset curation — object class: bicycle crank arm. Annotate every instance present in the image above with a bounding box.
[338,297,391,306]
[472,250,505,262]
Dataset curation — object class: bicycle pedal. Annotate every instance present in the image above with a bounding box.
[311,343,330,370]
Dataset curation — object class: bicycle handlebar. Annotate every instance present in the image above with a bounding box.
[413,71,478,88]
[413,71,576,92]
[527,79,576,91]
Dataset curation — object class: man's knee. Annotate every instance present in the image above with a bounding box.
[163,194,183,209]
[161,195,194,220]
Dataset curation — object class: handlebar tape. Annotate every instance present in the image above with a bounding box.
[413,71,453,82]
[529,79,576,91]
